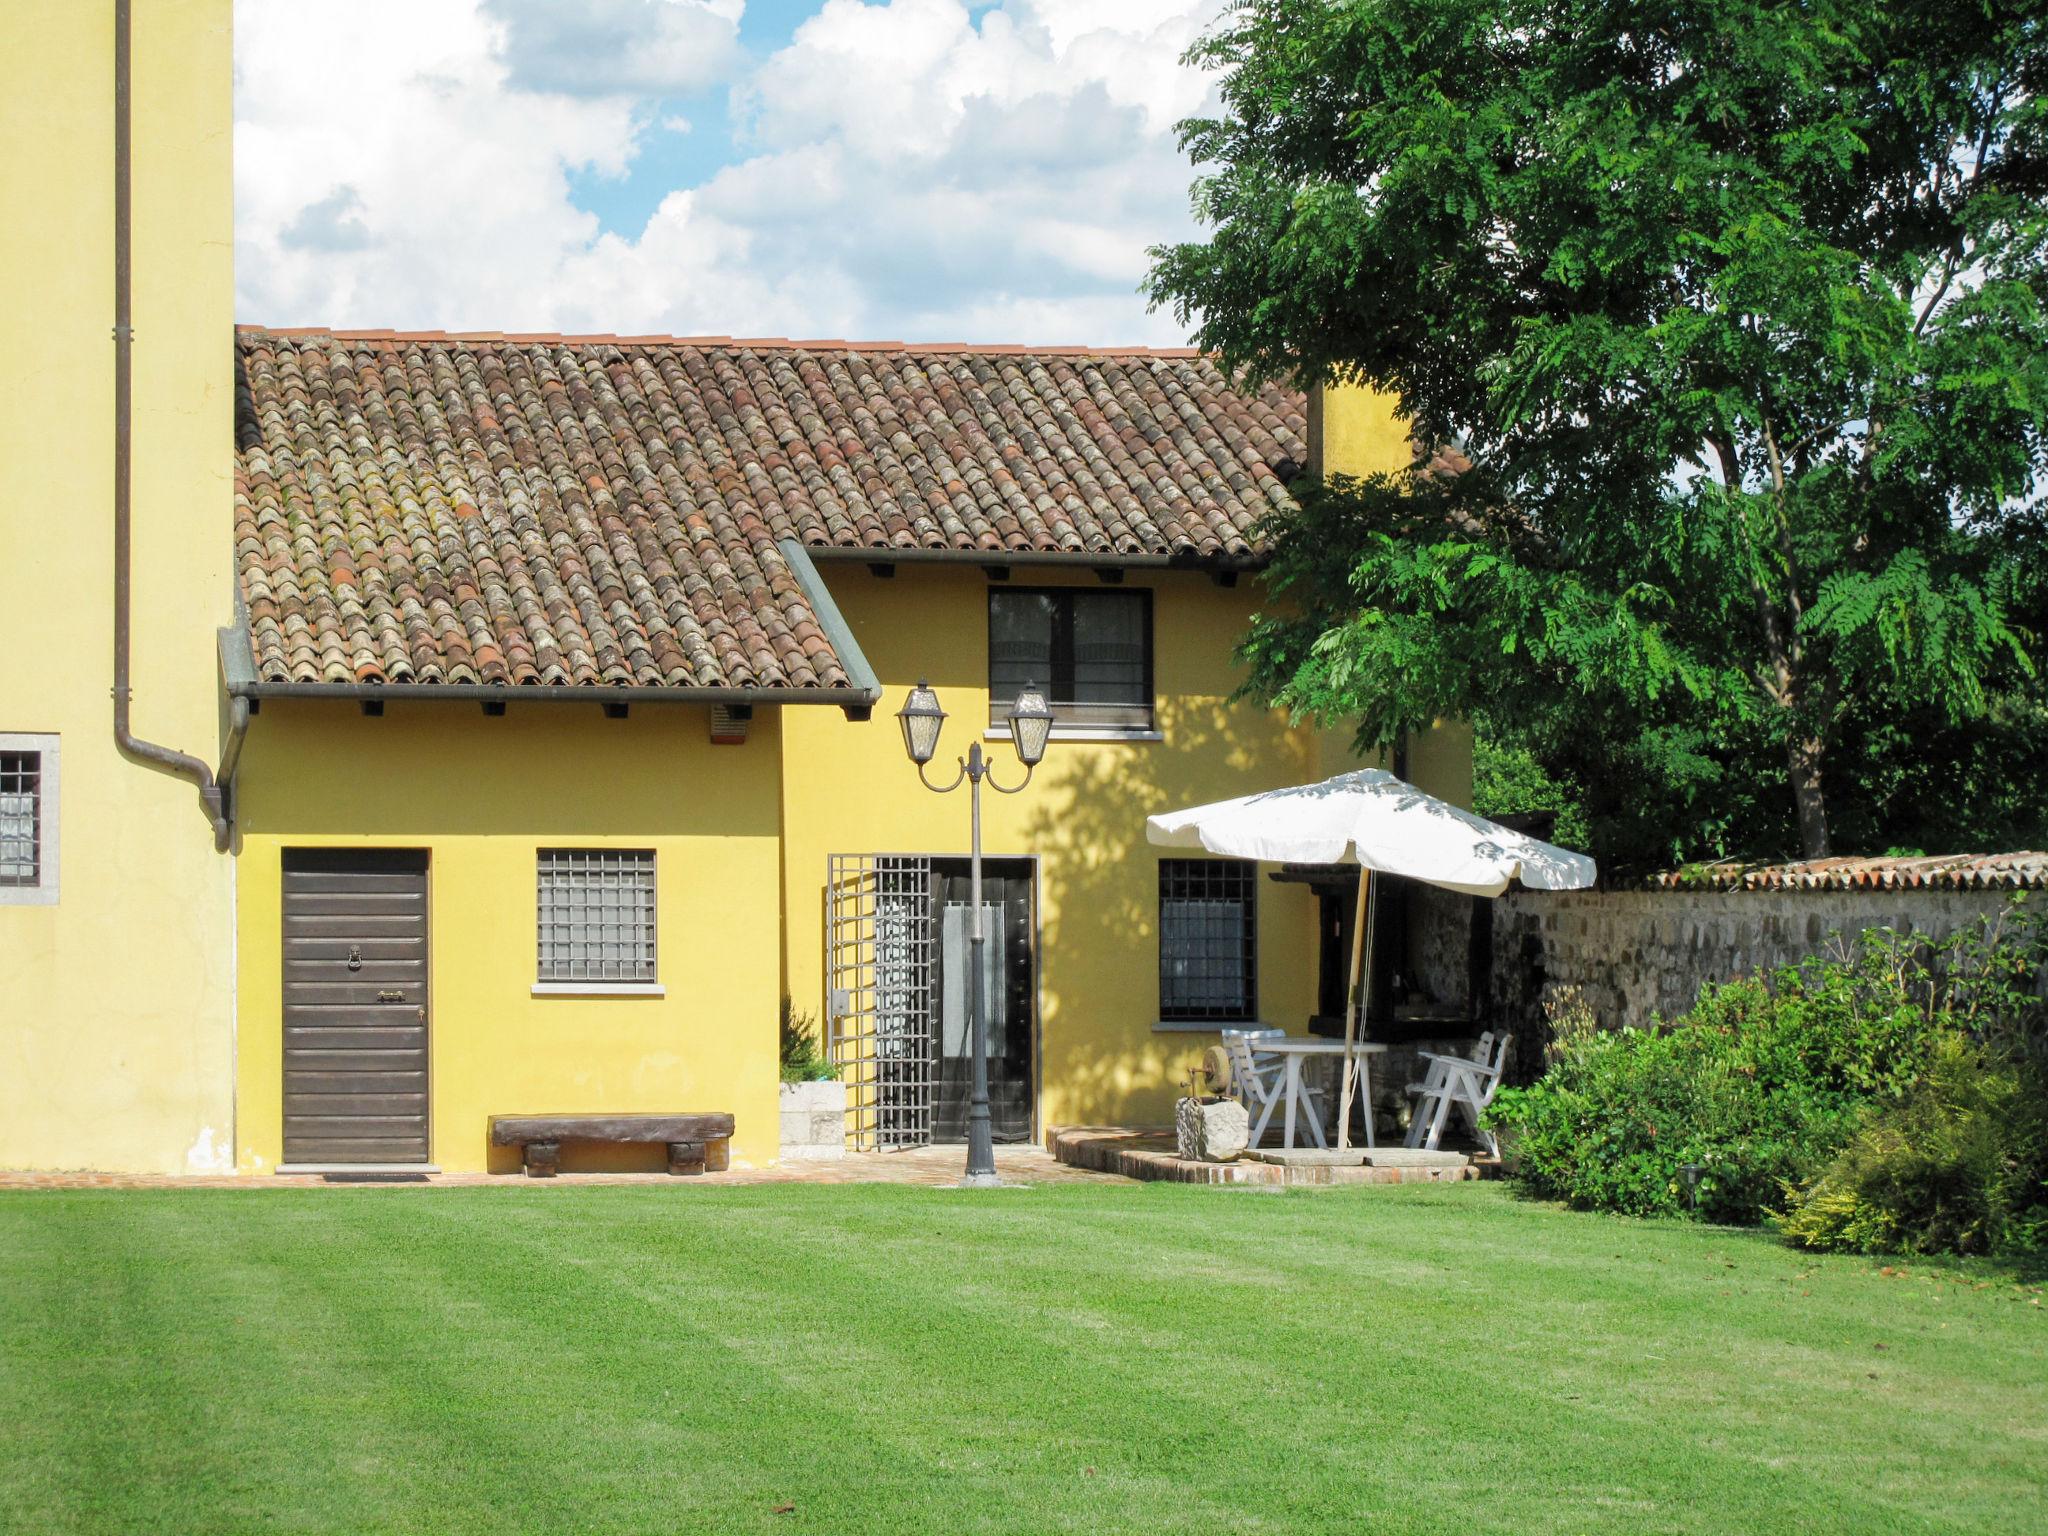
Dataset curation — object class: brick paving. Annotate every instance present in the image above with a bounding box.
[1048,1125,1495,1187]
[0,1143,1124,1192]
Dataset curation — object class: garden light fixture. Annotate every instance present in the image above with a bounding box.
[898,680,1048,1186]
[1005,682,1053,767]
[897,679,946,765]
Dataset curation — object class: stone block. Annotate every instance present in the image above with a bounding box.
[780,1079,847,1161]
[1175,1096,1249,1162]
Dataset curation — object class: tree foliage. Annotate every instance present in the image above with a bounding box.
[1150,0,2048,860]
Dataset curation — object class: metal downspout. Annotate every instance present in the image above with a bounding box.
[112,0,234,850]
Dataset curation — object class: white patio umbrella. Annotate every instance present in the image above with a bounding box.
[1147,769,1596,1148]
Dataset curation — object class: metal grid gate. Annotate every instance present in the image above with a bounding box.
[826,855,935,1150]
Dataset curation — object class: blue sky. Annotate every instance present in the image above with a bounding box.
[234,0,1229,346]
[564,1,1007,236]
[562,0,826,236]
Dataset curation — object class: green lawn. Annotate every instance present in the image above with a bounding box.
[2,1183,2043,1535]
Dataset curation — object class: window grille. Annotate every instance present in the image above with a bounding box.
[989,588,1153,732]
[0,751,41,887]
[1159,859,1256,1021]
[537,849,657,983]
[827,854,936,1149]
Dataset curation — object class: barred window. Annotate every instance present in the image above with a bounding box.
[537,850,657,984]
[0,736,56,904]
[1159,859,1256,1021]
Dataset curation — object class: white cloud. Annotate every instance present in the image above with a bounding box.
[234,0,1233,344]
[483,0,742,97]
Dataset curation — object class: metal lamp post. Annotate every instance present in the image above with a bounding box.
[897,678,1052,1187]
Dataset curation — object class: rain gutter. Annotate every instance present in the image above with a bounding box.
[777,537,883,703]
[226,680,879,708]
[801,544,1269,573]
[112,0,236,851]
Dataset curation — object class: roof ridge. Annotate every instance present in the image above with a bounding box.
[234,323,1206,359]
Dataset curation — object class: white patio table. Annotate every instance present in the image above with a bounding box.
[1254,1037,1387,1150]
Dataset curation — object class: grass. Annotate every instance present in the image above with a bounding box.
[1,1182,2043,1535]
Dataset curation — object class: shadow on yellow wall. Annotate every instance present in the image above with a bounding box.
[1017,693,1333,1127]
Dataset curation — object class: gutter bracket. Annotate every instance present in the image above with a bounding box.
[213,610,259,851]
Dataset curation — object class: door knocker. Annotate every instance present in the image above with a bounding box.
[346,944,363,972]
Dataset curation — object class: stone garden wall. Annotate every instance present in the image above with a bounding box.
[1489,886,2025,1038]
[1407,854,2046,1085]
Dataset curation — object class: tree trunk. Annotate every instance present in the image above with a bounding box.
[1712,440,1832,859]
[1786,732,1831,858]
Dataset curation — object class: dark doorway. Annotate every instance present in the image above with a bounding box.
[930,857,1034,1143]
[1313,882,1357,1031]
[281,848,430,1165]
[1308,871,1412,1038]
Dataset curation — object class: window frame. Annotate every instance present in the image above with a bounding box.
[532,847,664,997]
[1155,857,1258,1026]
[986,585,1156,740]
[0,733,58,907]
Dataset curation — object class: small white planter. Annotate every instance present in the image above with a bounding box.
[780,1080,847,1161]
[1175,1096,1249,1162]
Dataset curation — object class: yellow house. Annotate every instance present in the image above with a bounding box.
[2,1,1473,1177]
[1,0,238,1175]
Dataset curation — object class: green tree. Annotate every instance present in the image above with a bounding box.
[1150,0,2048,860]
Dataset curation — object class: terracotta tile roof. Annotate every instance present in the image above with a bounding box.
[1640,853,2048,892]
[233,329,1307,692]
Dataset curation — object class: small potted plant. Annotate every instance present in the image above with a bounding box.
[1174,1053,1249,1162]
[778,998,845,1161]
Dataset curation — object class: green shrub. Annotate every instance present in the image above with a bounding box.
[1776,1036,2048,1256]
[779,996,837,1084]
[1488,980,1876,1222]
[1487,897,2046,1233]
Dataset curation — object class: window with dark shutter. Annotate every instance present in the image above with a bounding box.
[988,587,1153,734]
[1158,859,1256,1021]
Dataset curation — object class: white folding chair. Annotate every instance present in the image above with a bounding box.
[1222,1028,1328,1150]
[1401,1031,1491,1144]
[1404,1033,1511,1153]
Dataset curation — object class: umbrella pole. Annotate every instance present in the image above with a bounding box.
[1337,870,1375,1151]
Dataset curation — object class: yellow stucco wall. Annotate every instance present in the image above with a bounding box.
[1306,378,1410,485]
[773,381,1464,1138]
[0,0,238,1173]
[232,704,787,1173]
[780,565,1331,1132]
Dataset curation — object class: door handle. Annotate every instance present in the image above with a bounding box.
[377,988,404,1003]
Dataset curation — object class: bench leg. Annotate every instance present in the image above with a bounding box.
[522,1141,560,1178]
[667,1140,706,1176]
[704,1137,730,1174]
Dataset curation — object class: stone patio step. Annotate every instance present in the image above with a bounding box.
[1046,1126,1495,1187]
[1242,1146,1472,1170]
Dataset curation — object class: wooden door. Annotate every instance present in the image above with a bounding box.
[281,850,430,1165]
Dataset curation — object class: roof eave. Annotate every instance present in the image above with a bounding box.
[801,544,1272,573]
[227,679,881,714]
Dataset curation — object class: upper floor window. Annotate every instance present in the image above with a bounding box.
[1158,858,1256,1022]
[536,849,658,990]
[988,587,1153,736]
[0,735,58,906]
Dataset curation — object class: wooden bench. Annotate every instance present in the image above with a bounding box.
[488,1114,735,1178]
